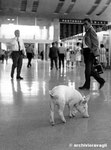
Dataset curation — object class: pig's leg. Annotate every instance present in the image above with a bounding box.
[68,102,76,118]
[50,101,55,125]
[58,102,66,123]
[68,104,74,118]
[82,103,89,118]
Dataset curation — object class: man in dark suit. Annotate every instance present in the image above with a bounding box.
[49,42,59,70]
[79,18,105,90]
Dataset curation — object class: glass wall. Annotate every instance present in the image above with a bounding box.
[0,24,54,40]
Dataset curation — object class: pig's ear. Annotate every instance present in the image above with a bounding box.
[79,100,87,105]
[81,93,85,98]
[85,94,90,102]
[82,100,87,104]
[79,100,85,105]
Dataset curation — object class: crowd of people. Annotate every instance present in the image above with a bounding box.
[48,18,106,90]
[0,18,107,90]
[49,41,82,70]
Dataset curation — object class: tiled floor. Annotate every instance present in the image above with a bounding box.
[0,58,111,150]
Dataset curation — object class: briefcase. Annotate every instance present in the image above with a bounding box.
[93,59,103,74]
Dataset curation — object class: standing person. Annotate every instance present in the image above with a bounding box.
[5,51,9,64]
[66,48,70,67]
[10,30,26,80]
[79,18,105,90]
[49,42,59,70]
[40,50,44,60]
[26,44,34,68]
[70,50,75,68]
[0,49,5,63]
[58,43,65,69]
[99,44,107,69]
[75,42,82,67]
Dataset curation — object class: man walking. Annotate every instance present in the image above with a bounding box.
[79,18,105,90]
[10,30,26,80]
[58,43,66,69]
[49,42,59,70]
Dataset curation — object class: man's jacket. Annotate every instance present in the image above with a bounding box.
[49,46,59,58]
[84,26,99,57]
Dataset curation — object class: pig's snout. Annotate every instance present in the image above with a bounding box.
[83,114,89,118]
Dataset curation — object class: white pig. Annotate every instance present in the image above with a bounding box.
[49,85,90,125]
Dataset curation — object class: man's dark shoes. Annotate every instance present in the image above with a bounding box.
[11,74,13,79]
[99,80,105,89]
[79,86,90,90]
[16,76,23,80]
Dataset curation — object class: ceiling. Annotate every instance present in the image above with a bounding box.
[0,0,111,21]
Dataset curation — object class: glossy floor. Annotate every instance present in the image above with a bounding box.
[0,59,111,150]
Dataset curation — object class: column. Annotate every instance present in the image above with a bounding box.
[108,29,111,68]
[63,24,66,38]
[68,24,71,37]
[16,16,18,25]
[0,24,1,49]
[43,43,45,61]
[0,23,1,38]
[53,19,60,42]
[46,26,49,40]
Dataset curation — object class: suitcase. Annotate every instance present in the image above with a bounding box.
[93,59,103,74]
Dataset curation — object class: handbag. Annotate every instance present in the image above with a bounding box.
[93,58,103,74]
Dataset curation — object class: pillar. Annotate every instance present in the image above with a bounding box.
[108,29,111,68]
[53,19,60,42]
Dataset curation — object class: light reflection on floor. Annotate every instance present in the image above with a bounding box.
[0,59,111,150]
